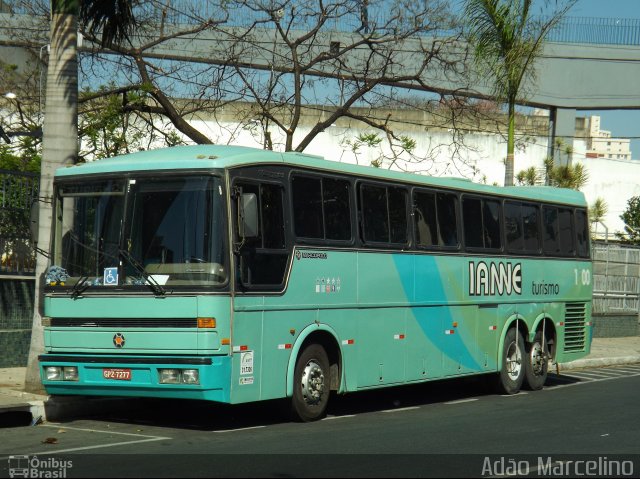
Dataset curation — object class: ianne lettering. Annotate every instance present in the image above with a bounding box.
[469,261,522,296]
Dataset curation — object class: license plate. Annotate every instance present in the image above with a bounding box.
[103,368,131,380]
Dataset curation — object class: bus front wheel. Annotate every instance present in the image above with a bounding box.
[496,328,525,395]
[291,344,330,422]
[524,331,548,390]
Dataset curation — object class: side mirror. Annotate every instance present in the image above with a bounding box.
[239,193,259,239]
[29,200,39,243]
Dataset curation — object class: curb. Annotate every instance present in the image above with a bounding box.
[558,355,640,371]
[0,393,146,424]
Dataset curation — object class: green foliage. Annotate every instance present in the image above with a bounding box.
[80,85,185,159]
[399,135,416,153]
[0,140,41,173]
[589,197,608,224]
[356,133,383,148]
[515,166,539,185]
[616,196,640,244]
[517,158,588,191]
[547,162,588,190]
[341,132,419,169]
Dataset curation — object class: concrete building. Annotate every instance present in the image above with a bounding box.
[585,115,632,161]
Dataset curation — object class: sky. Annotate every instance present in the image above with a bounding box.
[566,0,640,158]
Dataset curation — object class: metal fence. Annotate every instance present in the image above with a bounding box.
[592,242,640,315]
[6,0,640,46]
[0,169,38,277]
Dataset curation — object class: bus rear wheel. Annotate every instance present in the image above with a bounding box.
[496,328,525,395]
[524,331,548,390]
[291,344,330,422]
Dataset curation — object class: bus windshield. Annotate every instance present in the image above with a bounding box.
[50,175,227,289]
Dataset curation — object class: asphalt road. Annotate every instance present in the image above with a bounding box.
[1,364,639,478]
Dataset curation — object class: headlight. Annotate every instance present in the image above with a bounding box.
[45,366,62,381]
[63,366,79,381]
[158,369,181,384]
[181,369,200,385]
[158,368,200,384]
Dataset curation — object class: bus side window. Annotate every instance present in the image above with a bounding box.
[413,190,438,247]
[543,206,560,255]
[463,197,484,248]
[292,175,352,242]
[235,181,288,288]
[436,192,459,247]
[575,209,590,258]
[361,184,389,243]
[323,178,352,241]
[522,203,541,253]
[505,201,523,252]
[558,208,576,256]
[483,199,502,249]
[360,183,408,246]
[292,176,323,239]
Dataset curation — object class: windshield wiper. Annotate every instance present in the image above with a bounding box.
[119,248,166,296]
[70,275,90,299]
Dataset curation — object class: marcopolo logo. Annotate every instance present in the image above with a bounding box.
[469,261,522,296]
[295,250,328,260]
[8,456,73,478]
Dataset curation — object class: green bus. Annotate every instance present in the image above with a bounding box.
[39,145,592,421]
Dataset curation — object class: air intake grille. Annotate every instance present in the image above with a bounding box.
[50,318,197,328]
[564,302,587,352]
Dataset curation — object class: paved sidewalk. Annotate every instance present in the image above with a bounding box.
[1,336,639,424]
[558,335,640,370]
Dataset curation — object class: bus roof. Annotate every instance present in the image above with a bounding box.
[55,144,587,206]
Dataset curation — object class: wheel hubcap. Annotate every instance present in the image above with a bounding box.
[301,360,325,405]
[506,340,522,380]
[529,342,547,376]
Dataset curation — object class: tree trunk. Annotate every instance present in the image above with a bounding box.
[24,9,78,394]
[504,101,516,187]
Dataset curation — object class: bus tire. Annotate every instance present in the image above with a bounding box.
[524,331,548,390]
[291,343,330,422]
[496,327,525,395]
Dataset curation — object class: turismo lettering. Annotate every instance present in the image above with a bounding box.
[469,261,522,296]
[532,281,560,295]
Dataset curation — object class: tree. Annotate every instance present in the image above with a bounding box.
[515,166,539,185]
[617,196,640,245]
[547,162,587,190]
[24,0,137,393]
[516,155,587,190]
[464,0,575,186]
[71,0,472,165]
[589,197,608,239]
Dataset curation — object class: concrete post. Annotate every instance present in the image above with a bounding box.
[549,107,577,166]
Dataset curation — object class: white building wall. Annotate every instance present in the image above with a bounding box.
[189,118,640,236]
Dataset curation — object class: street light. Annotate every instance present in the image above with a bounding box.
[0,92,42,142]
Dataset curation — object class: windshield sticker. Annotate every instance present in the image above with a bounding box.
[148,274,169,286]
[103,267,119,286]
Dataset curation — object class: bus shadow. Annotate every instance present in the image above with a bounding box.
[85,374,501,431]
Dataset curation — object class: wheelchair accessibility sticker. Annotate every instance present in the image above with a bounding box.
[103,267,119,286]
